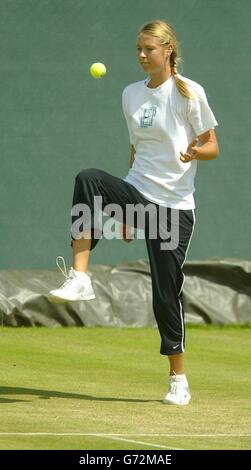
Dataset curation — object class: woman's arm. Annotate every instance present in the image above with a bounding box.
[120,145,136,243]
[180,129,219,163]
[129,145,135,167]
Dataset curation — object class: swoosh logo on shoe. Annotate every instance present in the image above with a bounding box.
[173,344,179,349]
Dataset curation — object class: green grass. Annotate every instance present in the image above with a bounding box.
[0,325,250,450]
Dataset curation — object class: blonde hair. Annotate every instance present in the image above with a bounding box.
[138,20,193,99]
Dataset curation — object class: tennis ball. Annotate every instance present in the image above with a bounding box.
[90,62,107,79]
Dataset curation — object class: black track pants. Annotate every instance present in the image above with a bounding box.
[71,168,195,355]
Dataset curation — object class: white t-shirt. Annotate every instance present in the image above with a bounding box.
[122,74,218,209]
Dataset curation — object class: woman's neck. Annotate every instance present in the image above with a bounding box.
[147,70,172,89]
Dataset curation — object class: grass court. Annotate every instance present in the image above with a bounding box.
[0,325,250,450]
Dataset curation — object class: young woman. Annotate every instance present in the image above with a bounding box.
[49,20,219,405]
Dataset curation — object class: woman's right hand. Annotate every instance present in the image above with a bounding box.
[120,223,134,243]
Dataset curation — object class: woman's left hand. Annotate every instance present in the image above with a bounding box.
[180,138,199,163]
[119,223,134,243]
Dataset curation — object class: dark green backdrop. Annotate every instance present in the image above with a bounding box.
[0,0,250,269]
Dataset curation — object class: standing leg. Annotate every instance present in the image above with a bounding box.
[145,208,195,404]
[168,353,185,375]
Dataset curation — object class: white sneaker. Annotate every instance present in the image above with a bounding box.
[48,256,95,302]
[163,374,191,406]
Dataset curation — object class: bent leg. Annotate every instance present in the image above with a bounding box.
[71,167,150,251]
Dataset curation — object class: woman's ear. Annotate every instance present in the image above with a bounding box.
[165,44,173,61]
[167,44,173,54]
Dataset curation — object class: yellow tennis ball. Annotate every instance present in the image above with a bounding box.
[90,62,107,79]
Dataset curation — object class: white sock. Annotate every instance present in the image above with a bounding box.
[73,268,89,280]
[170,374,187,382]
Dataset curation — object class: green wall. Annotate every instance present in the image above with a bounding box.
[0,0,250,269]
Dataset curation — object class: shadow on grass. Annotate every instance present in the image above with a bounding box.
[0,387,160,404]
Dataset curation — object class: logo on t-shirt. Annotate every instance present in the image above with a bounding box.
[140,106,157,128]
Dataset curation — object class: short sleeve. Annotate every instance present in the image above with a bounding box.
[122,88,135,146]
[186,86,218,136]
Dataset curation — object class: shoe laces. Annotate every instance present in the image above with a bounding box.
[56,256,68,277]
[169,373,187,396]
[169,378,178,395]
[56,256,75,288]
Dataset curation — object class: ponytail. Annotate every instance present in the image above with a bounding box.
[170,53,194,99]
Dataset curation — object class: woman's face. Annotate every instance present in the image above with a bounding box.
[137,33,171,74]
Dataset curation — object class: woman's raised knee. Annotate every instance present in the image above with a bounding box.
[75,168,100,181]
